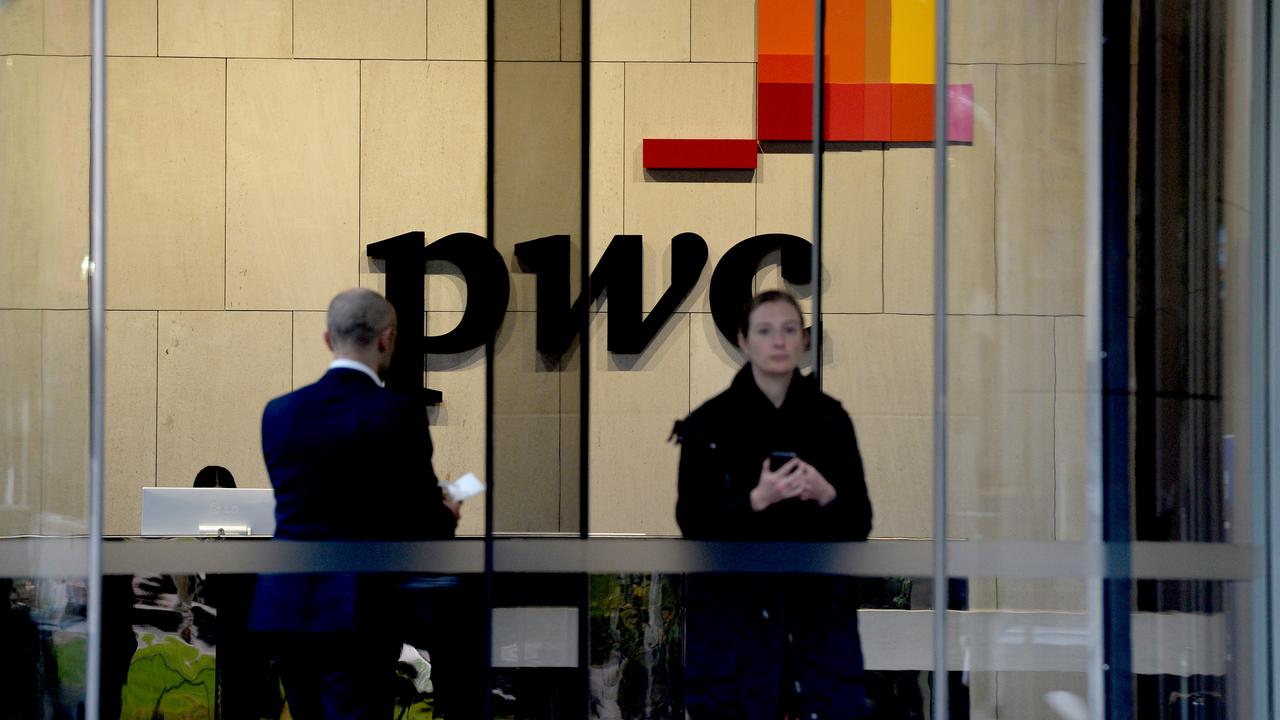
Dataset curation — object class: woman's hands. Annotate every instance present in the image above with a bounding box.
[749,457,838,512]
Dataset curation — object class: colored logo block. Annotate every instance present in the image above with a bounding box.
[643,0,974,170]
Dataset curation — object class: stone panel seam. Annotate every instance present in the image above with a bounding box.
[815,312,1087,318]
[993,672,1002,718]
[950,61,1082,67]
[1054,0,1061,64]
[224,58,228,311]
[1053,317,1059,541]
[881,144,886,312]
[37,311,45,529]
[153,55,299,60]
[358,59,363,283]
[317,58,486,64]
[1222,198,1248,213]
[622,62,627,234]
[993,63,1001,315]
[588,59,755,64]
[5,53,103,58]
[153,311,159,489]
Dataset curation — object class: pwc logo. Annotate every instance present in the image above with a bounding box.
[643,0,974,171]
[376,1,968,403]
[369,231,812,404]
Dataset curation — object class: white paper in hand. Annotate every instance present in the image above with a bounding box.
[441,472,485,503]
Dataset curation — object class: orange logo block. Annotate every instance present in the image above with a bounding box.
[643,0,973,170]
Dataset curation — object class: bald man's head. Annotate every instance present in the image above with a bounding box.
[326,288,396,353]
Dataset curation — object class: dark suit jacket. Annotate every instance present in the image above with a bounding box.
[250,367,457,634]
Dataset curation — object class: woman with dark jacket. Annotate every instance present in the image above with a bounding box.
[675,290,873,720]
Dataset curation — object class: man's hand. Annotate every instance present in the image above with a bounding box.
[444,499,462,522]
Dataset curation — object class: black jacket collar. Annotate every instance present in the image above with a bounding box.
[323,366,381,386]
[729,364,817,413]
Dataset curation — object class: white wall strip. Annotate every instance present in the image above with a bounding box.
[859,609,1227,676]
[489,605,1230,675]
[492,607,580,668]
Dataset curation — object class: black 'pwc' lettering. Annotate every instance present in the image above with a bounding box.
[422,232,510,353]
[366,231,441,404]
[368,231,511,404]
[708,233,812,344]
[371,229,815,403]
[514,233,709,357]
[511,234,576,356]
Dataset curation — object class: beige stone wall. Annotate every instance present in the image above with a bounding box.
[0,0,1095,546]
[579,0,1094,543]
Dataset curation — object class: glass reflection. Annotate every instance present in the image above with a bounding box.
[0,1,94,715]
[0,576,113,718]
[103,571,487,719]
[579,572,970,720]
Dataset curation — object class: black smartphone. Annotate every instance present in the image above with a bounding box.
[768,451,797,471]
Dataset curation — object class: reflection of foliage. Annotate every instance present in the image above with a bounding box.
[120,635,216,720]
[589,574,683,720]
[52,632,88,702]
[859,577,912,611]
[12,575,440,719]
[117,631,436,720]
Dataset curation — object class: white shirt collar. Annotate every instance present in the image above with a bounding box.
[328,359,385,387]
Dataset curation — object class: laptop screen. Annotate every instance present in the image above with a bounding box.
[140,487,276,536]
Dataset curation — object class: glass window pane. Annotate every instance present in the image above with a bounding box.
[1,2,92,714]
[943,0,1263,716]
[110,567,488,718]
[946,0,1096,714]
[491,0,584,537]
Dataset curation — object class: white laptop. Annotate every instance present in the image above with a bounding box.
[140,487,276,537]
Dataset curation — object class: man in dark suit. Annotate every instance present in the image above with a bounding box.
[251,287,460,719]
